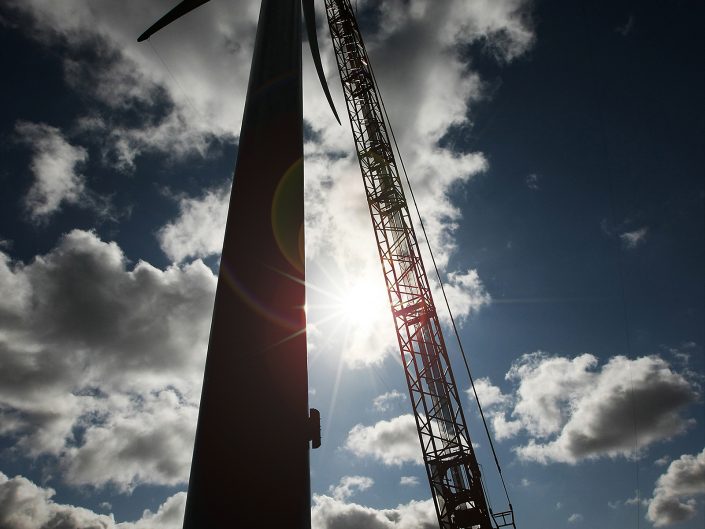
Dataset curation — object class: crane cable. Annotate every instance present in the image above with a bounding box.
[366,58,514,511]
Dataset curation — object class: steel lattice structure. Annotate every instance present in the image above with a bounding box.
[325,1,509,527]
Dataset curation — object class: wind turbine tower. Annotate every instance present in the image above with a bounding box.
[138,1,338,527]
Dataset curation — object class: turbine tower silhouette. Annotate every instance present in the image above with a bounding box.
[139,1,338,527]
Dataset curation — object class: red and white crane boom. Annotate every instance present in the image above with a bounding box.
[324,1,515,527]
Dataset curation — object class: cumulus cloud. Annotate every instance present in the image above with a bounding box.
[344,414,422,466]
[647,448,705,527]
[158,184,230,263]
[62,390,198,490]
[0,471,186,529]
[466,377,517,440]
[625,494,649,507]
[656,455,673,467]
[5,0,259,167]
[373,390,407,412]
[469,377,511,409]
[620,227,648,249]
[312,492,436,529]
[606,493,648,512]
[12,0,530,367]
[490,353,699,464]
[6,0,532,244]
[329,476,374,501]
[0,230,215,488]
[492,413,523,441]
[311,475,435,529]
[435,269,492,325]
[3,0,535,497]
[15,121,87,221]
[399,476,419,487]
[567,513,583,523]
[300,0,530,365]
[26,0,530,369]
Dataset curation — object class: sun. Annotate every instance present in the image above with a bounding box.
[339,276,386,328]
[304,262,394,366]
[304,265,390,334]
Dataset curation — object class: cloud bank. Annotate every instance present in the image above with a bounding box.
[344,414,422,466]
[647,448,705,527]
[480,353,699,464]
[0,471,186,529]
[0,230,215,489]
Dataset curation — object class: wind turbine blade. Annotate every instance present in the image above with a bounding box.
[138,0,211,42]
[302,0,341,125]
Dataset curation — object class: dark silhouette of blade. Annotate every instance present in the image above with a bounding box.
[138,0,340,125]
[138,0,211,41]
[302,0,341,124]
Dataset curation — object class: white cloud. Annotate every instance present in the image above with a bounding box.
[62,390,198,491]
[101,0,527,366]
[300,0,530,365]
[126,492,187,529]
[399,476,420,487]
[4,0,535,495]
[344,414,422,466]
[467,376,520,440]
[0,230,216,488]
[7,0,533,251]
[7,0,260,167]
[647,448,705,527]
[373,390,407,412]
[494,353,698,463]
[525,173,539,190]
[312,492,436,529]
[568,513,583,523]
[435,269,492,325]
[620,227,648,249]
[15,121,87,221]
[41,474,425,529]
[492,413,523,441]
[158,184,231,263]
[656,455,673,467]
[469,377,511,409]
[329,476,374,501]
[0,471,186,529]
[625,494,649,507]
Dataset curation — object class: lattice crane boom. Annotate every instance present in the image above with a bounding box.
[324,1,515,528]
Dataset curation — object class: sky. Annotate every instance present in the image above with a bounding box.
[0,0,703,528]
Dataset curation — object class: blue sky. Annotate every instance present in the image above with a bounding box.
[0,1,703,528]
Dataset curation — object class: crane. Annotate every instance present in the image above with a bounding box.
[324,1,515,527]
